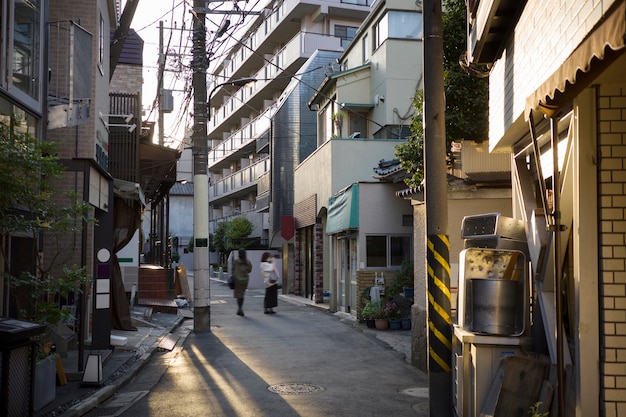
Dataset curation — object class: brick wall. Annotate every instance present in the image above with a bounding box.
[355,270,395,319]
[111,65,143,96]
[598,83,626,416]
[489,0,611,141]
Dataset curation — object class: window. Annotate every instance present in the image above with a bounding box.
[335,25,358,49]
[390,236,411,266]
[341,0,371,5]
[373,11,422,51]
[362,33,370,62]
[366,236,387,267]
[349,111,368,137]
[99,13,104,64]
[388,11,422,39]
[366,235,412,267]
[12,0,42,102]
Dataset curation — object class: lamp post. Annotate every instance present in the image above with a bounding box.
[207,77,257,121]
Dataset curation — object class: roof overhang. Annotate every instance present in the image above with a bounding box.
[525,0,626,119]
[139,141,180,204]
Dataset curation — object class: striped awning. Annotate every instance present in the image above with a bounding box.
[526,0,626,118]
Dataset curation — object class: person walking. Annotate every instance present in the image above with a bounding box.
[260,252,279,314]
[232,249,252,316]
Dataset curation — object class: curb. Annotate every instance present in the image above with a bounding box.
[61,314,186,417]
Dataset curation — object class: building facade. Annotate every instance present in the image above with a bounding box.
[206,0,371,272]
[296,0,422,311]
[466,0,626,414]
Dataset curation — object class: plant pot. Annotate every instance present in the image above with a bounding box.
[389,319,402,330]
[401,317,411,330]
[365,319,376,328]
[403,287,414,299]
[374,319,389,330]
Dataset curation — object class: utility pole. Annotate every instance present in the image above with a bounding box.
[423,1,452,416]
[158,20,165,146]
[191,0,211,332]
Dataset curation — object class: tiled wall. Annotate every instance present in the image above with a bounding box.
[598,82,626,416]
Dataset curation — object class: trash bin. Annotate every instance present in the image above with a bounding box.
[0,317,46,417]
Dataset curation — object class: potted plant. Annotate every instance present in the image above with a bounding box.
[361,300,379,328]
[363,300,389,330]
[385,301,402,330]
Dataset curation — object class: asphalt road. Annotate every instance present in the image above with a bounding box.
[88,280,430,417]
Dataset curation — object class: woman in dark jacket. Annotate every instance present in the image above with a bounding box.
[232,249,252,316]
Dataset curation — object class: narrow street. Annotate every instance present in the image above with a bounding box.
[88,280,429,417]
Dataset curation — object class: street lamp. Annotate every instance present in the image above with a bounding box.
[207,77,257,121]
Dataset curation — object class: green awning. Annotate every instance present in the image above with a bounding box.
[326,183,359,234]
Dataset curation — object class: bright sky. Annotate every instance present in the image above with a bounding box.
[125,0,262,148]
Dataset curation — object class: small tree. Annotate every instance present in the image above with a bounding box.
[395,0,488,188]
[207,216,255,266]
[224,216,254,251]
[0,119,94,339]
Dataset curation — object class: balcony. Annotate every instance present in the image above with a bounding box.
[208,31,341,131]
[209,108,273,168]
[216,0,369,82]
[210,156,270,202]
[467,0,525,64]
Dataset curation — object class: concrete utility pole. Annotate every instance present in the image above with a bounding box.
[191,0,211,332]
[423,1,452,416]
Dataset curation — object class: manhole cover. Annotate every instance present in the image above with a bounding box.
[412,402,429,412]
[401,387,429,398]
[268,383,325,395]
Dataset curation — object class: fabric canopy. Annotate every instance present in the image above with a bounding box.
[326,183,359,234]
[526,0,626,118]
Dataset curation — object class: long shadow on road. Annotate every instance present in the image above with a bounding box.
[120,282,429,417]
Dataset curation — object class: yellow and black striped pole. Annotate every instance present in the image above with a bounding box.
[423,0,452,415]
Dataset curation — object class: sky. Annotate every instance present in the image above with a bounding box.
[124,0,262,148]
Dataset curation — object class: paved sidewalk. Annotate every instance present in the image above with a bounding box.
[37,280,412,417]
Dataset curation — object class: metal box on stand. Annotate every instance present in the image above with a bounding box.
[457,248,528,336]
[453,213,531,417]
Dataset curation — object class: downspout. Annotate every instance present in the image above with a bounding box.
[528,112,566,417]
[551,117,566,417]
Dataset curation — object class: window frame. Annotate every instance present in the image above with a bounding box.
[366,234,413,268]
[4,0,44,112]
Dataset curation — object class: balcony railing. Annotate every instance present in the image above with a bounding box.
[209,31,341,129]
[210,156,270,200]
[209,107,274,166]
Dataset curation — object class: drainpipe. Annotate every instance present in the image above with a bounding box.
[550,117,566,417]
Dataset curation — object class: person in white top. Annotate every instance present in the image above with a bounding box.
[260,252,279,314]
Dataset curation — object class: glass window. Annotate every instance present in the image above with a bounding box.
[373,14,388,50]
[366,235,387,267]
[388,11,422,39]
[362,33,369,62]
[390,236,411,266]
[99,13,104,64]
[335,25,359,49]
[366,235,413,267]
[373,11,422,51]
[12,0,41,101]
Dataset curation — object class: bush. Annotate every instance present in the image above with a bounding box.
[387,259,414,298]
[361,300,385,319]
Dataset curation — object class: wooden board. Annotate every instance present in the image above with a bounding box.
[55,354,67,386]
[492,355,549,417]
[175,265,192,300]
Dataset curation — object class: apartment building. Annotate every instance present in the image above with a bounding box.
[206,0,371,268]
